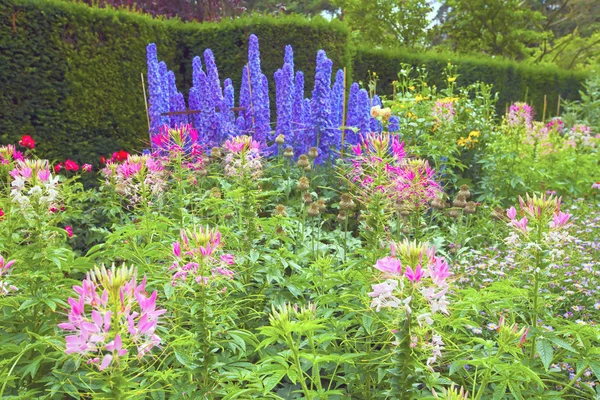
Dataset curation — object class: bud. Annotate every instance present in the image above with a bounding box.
[491,206,505,221]
[273,204,287,217]
[458,184,471,199]
[316,199,327,211]
[464,201,477,214]
[308,147,319,160]
[283,147,294,158]
[448,209,459,219]
[307,203,320,217]
[211,147,222,159]
[339,193,355,211]
[431,197,446,210]
[297,154,309,168]
[275,134,285,144]
[302,192,313,204]
[381,107,392,121]
[304,165,312,172]
[297,177,310,191]
[336,211,347,222]
[452,195,467,208]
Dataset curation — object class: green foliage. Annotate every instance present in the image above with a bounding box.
[0,0,351,163]
[353,46,588,118]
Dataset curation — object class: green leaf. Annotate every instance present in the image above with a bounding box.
[262,370,286,393]
[493,382,507,400]
[547,336,578,354]
[588,360,600,382]
[536,339,553,371]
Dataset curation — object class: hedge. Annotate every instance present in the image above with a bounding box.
[353,47,588,118]
[0,0,351,163]
[0,0,588,163]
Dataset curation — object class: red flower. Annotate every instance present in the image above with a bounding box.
[19,135,35,149]
[64,159,79,172]
[100,156,106,165]
[0,208,4,218]
[111,150,129,163]
[54,163,63,173]
[65,226,73,238]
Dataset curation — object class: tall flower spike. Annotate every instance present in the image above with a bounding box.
[292,71,305,155]
[311,50,333,162]
[345,82,360,145]
[274,63,294,151]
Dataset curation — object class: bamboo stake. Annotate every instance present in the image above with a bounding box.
[340,67,347,158]
[542,95,547,122]
[557,94,561,116]
[141,73,150,132]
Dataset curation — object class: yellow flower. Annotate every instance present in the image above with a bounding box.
[415,94,423,102]
[423,82,428,87]
[469,130,481,138]
[408,85,415,91]
[447,77,457,83]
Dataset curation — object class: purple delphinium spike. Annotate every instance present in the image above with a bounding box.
[260,74,271,145]
[284,45,294,72]
[292,71,305,155]
[274,63,294,151]
[357,89,371,134]
[221,79,235,139]
[302,97,313,155]
[247,35,269,143]
[157,62,170,128]
[388,116,400,133]
[188,87,202,132]
[345,83,360,145]
[166,71,179,127]
[311,50,333,162]
[204,49,223,106]
[331,69,345,135]
[192,56,204,90]
[146,44,164,138]
[175,92,188,126]
[239,65,251,130]
[235,116,246,135]
[370,95,383,133]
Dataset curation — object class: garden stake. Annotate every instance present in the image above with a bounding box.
[141,72,150,133]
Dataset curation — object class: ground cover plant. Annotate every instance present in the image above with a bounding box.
[0,36,599,400]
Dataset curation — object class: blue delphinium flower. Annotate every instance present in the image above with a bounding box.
[345,82,360,145]
[260,74,271,146]
[204,49,223,106]
[188,87,203,135]
[330,69,345,155]
[146,44,163,137]
[292,71,305,154]
[274,63,294,150]
[284,45,294,72]
[157,62,171,128]
[221,79,236,139]
[239,65,251,130]
[357,89,371,135]
[192,56,204,91]
[302,98,313,155]
[247,34,269,143]
[311,50,333,162]
[388,116,400,133]
[370,95,383,133]
[175,92,188,126]
[235,116,246,134]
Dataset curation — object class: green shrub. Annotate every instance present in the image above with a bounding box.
[353,46,588,118]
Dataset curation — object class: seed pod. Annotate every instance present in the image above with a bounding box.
[316,199,327,211]
[464,201,477,214]
[308,147,319,159]
[448,209,460,219]
[339,193,355,211]
[297,177,310,191]
[283,147,294,158]
[307,203,320,217]
[302,192,313,204]
[297,155,309,168]
[336,211,347,222]
[273,204,287,217]
[275,134,285,144]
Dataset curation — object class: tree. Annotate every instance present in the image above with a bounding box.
[332,0,432,48]
[435,0,548,59]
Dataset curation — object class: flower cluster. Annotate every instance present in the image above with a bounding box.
[564,124,596,148]
[59,264,166,370]
[432,98,456,123]
[10,159,60,215]
[101,155,167,207]
[169,226,235,286]
[369,240,451,365]
[151,124,205,173]
[507,102,533,129]
[0,256,17,296]
[0,144,24,167]
[222,135,263,180]
[457,130,480,149]
[505,193,574,256]
[19,135,35,150]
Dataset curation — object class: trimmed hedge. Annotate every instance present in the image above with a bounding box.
[0,0,587,163]
[353,47,588,118]
[0,0,351,163]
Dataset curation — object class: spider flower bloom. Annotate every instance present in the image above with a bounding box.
[59,264,166,370]
[0,256,18,296]
[222,135,263,180]
[169,226,235,286]
[374,256,402,275]
[507,102,533,128]
[432,98,455,123]
[394,159,442,209]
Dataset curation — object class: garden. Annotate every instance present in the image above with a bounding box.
[1,0,600,399]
